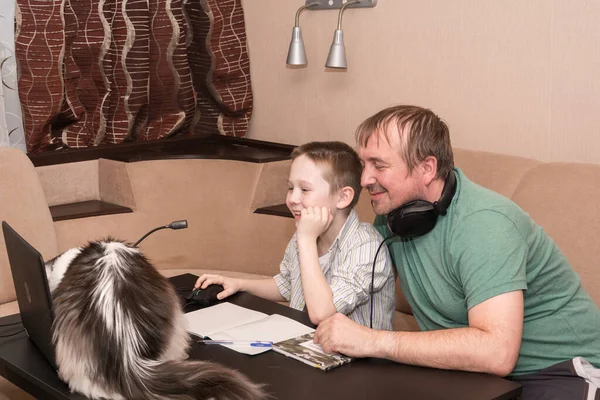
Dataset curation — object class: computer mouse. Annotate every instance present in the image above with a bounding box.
[185,284,224,308]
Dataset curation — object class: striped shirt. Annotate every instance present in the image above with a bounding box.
[274,209,395,330]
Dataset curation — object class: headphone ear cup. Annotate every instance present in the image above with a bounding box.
[385,171,457,239]
[387,200,438,238]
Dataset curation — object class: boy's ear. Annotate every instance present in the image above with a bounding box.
[336,186,355,210]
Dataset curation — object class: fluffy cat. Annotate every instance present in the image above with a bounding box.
[45,238,266,400]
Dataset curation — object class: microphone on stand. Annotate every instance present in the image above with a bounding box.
[133,220,188,247]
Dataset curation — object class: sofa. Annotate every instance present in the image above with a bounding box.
[1,142,599,399]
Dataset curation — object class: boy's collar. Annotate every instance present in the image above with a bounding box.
[327,209,359,252]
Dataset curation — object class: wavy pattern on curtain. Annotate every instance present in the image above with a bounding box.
[14,0,253,154]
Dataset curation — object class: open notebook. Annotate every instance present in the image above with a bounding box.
[185,302,314,355]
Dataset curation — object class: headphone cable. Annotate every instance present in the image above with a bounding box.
[370,235,396,329]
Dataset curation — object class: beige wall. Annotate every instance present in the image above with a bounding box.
[243,1,600,164]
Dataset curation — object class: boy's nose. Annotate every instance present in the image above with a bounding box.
[287,190,300,204]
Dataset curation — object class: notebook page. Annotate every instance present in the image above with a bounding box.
[185,302,268,337]
[211,314,315,355]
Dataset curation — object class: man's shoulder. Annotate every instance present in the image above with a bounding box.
[457,169,512,204]
[455,169,526,222]
[448,171,542,248]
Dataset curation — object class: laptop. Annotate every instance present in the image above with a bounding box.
[2,221,57,369]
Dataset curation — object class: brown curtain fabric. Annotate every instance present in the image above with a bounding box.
[15,0,253,154]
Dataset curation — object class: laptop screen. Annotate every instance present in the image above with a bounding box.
[2,221,57,369]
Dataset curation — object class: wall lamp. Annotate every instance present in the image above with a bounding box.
[286,0,377,69]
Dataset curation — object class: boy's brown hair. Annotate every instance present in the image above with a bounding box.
[291,141,362,210]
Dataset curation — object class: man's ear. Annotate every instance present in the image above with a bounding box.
[336,186,355,210]
[420,156,438,186]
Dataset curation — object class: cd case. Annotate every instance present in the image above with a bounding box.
[272,332,353,371]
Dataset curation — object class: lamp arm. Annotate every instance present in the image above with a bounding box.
[295,2,319,27]
[337,0,360,29]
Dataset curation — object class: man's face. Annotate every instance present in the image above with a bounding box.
[358,127,423,215]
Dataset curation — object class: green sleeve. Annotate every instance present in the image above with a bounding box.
[450,210,528,310]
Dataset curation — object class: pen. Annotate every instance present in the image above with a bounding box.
[200,339,273,347]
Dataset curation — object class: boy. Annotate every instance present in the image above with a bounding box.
[195,141,395,329]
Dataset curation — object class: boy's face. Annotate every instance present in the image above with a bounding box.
[286,155,338,226]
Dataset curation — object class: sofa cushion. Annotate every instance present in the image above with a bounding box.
[393,311,420,332]
[454,148,542,198]
[512,163,600,306]
[0,301,32,399]
[159,269,272,281]
[0,271,270,319]
[0,301,19,319]
[0,379,34,400]
[0,149,58,306]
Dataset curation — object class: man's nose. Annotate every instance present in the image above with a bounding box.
[361,168,376,188]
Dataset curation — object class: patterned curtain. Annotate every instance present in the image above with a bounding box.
[14,0,253,154]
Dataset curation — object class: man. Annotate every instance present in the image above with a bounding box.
[314,105,600,399]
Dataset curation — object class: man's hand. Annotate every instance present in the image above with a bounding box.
[194,274,241,300]
[314,313,376,358]
[296,206,333,242]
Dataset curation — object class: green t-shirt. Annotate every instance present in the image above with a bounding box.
[375,168,600,376]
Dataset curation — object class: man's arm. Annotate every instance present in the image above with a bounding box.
[315,290,523,377]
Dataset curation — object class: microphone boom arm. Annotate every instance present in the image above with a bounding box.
[133,220,188,247]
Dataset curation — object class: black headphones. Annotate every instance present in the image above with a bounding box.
[386,170,457,239]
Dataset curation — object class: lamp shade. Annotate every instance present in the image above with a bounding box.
[286,27,307,66]
[325,29,347,69]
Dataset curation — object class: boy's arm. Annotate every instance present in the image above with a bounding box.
[239,278,286,302]
[295,206,338,325]
[297,235,337,324]
[195,274,284,302]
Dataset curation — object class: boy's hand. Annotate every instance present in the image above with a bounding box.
[193,274,241,300]
[296,206,333,242]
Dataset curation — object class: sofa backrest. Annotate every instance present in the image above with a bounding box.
[511,163,600,305]
[2,145,597,311]
[50,158,296,277]
[0,148,58,305]
[453,149,543,198]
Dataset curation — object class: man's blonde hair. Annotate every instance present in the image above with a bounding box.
[355,105,454,179]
